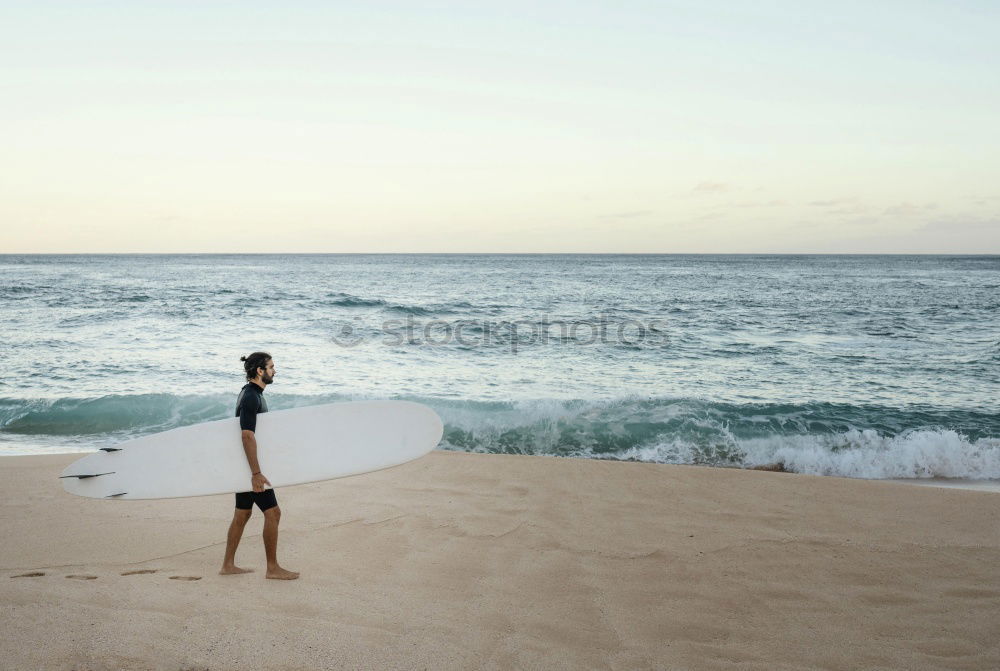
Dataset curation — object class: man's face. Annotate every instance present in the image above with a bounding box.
[260,360,276,385]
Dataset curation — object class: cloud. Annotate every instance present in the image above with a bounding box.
[696,211,726,221]
[807,197,867,216]
[599,210,653,220]
[882,202,938,216]
[692,182,730,194]
[917,216,998,232]
[808,198,853,207]
[829,205,869,215]
[731,199,785,208]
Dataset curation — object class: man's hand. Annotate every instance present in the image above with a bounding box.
[252,472,271,493]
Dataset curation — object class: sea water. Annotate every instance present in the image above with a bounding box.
[1,254,997,482]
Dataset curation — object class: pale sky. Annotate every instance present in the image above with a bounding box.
[2,1,998,253]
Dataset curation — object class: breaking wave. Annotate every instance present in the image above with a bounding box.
[1,394,997,480]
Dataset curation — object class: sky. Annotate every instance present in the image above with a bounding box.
[2,1,998,253]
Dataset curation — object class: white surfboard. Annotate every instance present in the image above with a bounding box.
[60,400,444,500]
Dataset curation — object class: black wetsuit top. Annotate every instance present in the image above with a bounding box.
[236,381,268,432]
[234,381,275,507]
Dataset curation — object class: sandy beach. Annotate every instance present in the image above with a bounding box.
[2,451,998,670]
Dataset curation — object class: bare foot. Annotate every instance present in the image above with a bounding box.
[219,565,254,575]
[266,566,300,580]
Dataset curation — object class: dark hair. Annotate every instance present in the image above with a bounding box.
[240,352,272,380]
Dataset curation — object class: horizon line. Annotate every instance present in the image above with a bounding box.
[1,252,998,257]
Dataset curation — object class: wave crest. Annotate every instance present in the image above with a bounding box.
[1,394,997,479]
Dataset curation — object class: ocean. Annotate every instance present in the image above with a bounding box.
[1,254,997,482]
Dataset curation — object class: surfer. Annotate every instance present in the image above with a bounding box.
[220,351,300,580]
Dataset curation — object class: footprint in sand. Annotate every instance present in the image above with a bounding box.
[66,575,98,580]
[11,572,45,578]
[169,576,202,581]
[121,569,158,576]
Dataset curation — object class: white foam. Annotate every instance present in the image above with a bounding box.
[886,478,1000,493]
[580,427,1000,481]
[740,429,1000,479]
[590,438,702,465]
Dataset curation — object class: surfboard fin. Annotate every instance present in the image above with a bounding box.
[59,472,115,479]
[99,447,122,452]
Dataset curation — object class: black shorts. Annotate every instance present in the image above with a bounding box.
[235,488,278,512]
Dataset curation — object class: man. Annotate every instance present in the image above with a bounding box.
[220,351,299,580]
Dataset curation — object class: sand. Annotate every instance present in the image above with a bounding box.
[2,451,999,671]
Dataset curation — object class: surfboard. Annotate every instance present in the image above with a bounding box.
[60,400,444,500]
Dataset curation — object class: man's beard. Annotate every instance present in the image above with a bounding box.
[262,373,274,385]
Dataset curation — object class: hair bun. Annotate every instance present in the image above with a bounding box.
[240,356,247,362]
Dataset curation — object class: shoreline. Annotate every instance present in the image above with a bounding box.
[3,450,999,669]
[7,446,999,494]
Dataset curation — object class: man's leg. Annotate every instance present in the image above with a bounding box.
[262,505,299,580]
[220,507,254,575]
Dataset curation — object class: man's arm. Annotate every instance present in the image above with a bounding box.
[237,391,270,492]
[241,429,270,492]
